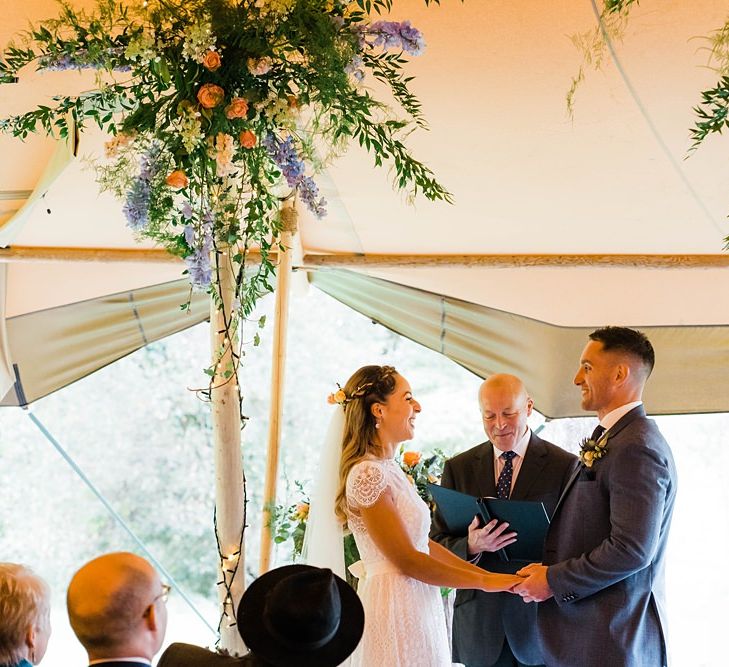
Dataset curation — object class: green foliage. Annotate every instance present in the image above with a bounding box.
[604,0,638,14]
[0,0,453,402]
[565,2,631,118]
[690,75,729,151]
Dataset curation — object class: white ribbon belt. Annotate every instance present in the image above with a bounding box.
[348,559,400,580]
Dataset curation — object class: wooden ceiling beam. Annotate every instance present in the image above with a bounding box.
[1,246,727,269]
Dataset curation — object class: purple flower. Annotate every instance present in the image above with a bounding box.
[263,134,327,218]
[263,134,306,188]
[185,249,212,289]
[181,202,193,220]
[183,208,215,289]
[39,47,131,71]
[369,20,425,56]
[298,176,327,219]
[345,55,365,82]
[122,145,161,231]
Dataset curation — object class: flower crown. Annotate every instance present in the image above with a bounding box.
[327,382,374,407]
[327,366,397,408]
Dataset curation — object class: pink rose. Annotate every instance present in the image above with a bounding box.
[225,97,249,120]
[197,83,225,109]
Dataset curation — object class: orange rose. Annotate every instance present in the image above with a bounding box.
[202,50,221,71]
[403,451,421,468]
[165,170,188,189]
[225,97,249,120]
[197,83,225,109]
[293,502,310,521]
[239,130,257,148]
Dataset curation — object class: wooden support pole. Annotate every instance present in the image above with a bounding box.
[259,201,298,574]
[211,244,246,655]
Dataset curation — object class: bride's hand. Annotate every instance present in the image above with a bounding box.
[480,573,525,593]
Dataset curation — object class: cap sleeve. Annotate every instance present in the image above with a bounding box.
[347,460,389,509]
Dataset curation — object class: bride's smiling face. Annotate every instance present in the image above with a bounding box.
[376,374,422,443]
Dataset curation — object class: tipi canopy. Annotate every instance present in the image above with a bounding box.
[2,0,729,415]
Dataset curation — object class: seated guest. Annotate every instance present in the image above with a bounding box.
[67,552,167,667]
[158,564,364,667]
[0,563,51,667]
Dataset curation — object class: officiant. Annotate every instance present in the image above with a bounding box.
[430,374,577,667]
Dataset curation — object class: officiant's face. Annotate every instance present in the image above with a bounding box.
[479,380,533,451]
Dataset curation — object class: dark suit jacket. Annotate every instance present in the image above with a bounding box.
[430,432,579,667]
[539,406,677,667]
[156,643,264,667]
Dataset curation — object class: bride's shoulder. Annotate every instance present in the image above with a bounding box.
[346,458,392,506]
[347,457,388,481]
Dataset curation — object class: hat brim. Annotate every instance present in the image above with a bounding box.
[237,564,364,667]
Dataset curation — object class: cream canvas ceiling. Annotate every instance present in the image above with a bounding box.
[2,0,729,404]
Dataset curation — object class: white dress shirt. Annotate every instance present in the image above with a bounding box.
[600,401,643,431]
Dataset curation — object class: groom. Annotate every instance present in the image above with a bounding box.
[515,327,677,667]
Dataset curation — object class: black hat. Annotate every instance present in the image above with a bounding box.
[237,565,364,667]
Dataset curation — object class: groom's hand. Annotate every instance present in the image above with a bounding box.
[514,563,553,603]
[467,516,518,556]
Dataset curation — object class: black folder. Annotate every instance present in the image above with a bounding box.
[428,483,550,563]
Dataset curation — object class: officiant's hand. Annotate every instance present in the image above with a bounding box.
[513,563,553,603]
[467,516,518,556]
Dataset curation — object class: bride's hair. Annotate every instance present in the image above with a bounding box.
[334,364,398,522]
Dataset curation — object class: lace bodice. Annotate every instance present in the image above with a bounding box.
[345,458,431,564]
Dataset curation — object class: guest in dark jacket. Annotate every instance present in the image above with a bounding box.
[158,564,364,667]
[0,563,51,667]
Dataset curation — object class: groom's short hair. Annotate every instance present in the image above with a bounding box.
[589,327,655,377]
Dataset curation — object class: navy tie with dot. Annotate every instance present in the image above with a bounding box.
[496,451,517,499]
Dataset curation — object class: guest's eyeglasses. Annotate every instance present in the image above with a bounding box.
[152,583,172,605]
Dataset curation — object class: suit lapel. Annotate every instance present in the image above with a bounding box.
[510,432,547,500]
[552,405,647,517]
[552,464,582,516]
[474,442,496,498]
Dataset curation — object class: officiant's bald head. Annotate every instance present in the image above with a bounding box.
[478,374,533,451]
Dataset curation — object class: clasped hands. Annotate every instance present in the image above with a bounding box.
[468,516,553,603]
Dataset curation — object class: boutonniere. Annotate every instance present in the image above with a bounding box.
[579,433,609,468]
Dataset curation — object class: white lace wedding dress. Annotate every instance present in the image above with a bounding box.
[346,457,452,667]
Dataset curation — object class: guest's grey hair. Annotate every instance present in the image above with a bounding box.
[0,563,51,664]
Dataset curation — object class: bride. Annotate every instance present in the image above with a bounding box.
[306,365,522,667]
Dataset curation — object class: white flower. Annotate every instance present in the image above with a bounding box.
[182,21,216,63]
[125,30,157,62]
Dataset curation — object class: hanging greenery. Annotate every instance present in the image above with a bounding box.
[0,0,451,382]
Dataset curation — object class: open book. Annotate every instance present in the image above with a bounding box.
[428,483,550,563]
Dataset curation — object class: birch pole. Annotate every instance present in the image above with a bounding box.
[259,201,298,573]
[211,245,246,655]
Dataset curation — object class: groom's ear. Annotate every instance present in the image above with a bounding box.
[614,363,630,385]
